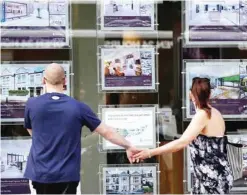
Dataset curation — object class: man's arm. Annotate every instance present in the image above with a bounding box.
[94,123,132,149]
[95,123,141,163]
[80,103,140,163]
[27,129,32,136]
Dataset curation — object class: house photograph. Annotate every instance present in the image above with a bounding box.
[1,139,31,179]
[0,64,69,99]
[0,64,70,121]
[1,65,45,99]
[103,166,156,194]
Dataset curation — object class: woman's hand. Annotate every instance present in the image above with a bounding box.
[133,149,152,162]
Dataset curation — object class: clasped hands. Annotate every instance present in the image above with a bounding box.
[126,146,152,164]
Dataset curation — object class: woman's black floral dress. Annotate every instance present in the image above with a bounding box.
[189,134,233,194]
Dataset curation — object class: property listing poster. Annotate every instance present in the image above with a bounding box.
[184,0,247,46]
[101,107,156,150]
[101,47,155,91]
[1,138,31,194]
[0,0,70,48]
[185,60,247,119]
[0,62,71,122]
[101,0,155,30]
[102,166,157,194]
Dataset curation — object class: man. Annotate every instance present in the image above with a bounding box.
[24,63,140,194]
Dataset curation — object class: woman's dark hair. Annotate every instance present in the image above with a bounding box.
[191,77,211,118]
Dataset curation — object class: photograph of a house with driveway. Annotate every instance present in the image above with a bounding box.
[185,61,247,119]
[0,63,70,122]
[102,166,157,194]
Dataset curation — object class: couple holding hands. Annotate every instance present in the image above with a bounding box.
[25,64,232,194]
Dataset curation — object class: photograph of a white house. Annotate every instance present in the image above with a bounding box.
[0,64,70,98]
[187,0,242,26]
[0,63,70,121]
[0,0,67,26]
[103,166,157,194]
[1,139,31,179]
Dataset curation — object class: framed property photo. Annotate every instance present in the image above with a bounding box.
[1,137,32,194]
[99,0,155,31]
[183,0,247,47]
[100,164,158,195]
[184,60,247,120]
[0,61,71,123]
[0,0,70,48]
[100,46,156,92]
[100,105,157,151]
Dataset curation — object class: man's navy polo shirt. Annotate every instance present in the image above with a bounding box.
[24,92,101,183]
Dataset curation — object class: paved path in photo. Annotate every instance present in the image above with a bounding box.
[1,165,23,178]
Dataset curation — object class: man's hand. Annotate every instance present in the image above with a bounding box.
[126,146,142,164]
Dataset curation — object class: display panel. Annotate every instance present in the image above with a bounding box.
[1,137,31,194]
[158,107,172,124]
[158,107,178,139]
[186,134,247,193]
[100,164,159,195]
[99,0,155,31]
[99,46,156,92]
[183,0,247,47]
[99,105,157,151]
[184,60,247,120]
[0,61,71,123]
[0,0,70,48]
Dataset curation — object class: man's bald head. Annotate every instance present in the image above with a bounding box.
[43,63,65,85]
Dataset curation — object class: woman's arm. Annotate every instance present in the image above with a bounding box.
[152,110,209,155]
[134,110,209,160]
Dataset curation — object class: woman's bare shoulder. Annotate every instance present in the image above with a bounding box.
[211,107,222,115]
[194,109,209,120]
[195,108,209,116]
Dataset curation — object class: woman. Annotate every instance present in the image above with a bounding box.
[134,77,233,194]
